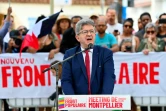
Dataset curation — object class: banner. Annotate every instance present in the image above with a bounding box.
[58,95,130,110]
[0,53,63,99]
[0,52,166,98]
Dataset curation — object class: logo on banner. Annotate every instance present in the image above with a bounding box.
[58,97,65,109]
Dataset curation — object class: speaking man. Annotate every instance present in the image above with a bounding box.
[61,18,115,95]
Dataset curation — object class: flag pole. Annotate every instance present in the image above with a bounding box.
[50,0,54,14]
[8,0,10,7]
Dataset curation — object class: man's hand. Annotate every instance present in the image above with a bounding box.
[5,7,12,23]
[143,49,149,55]
[8,38,14,48]
[148,35,152,43]
[7,7,12,15]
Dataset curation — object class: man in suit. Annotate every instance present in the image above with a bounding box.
[61,18,115,95]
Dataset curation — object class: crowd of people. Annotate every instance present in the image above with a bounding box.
[0,5,166,111]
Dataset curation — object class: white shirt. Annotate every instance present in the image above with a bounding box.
[81,47,93,78]
[106,23,123,35]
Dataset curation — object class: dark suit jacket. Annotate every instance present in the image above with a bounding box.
[59,28,80,54]
[61,45,115,95]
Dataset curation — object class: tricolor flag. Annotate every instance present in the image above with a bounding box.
[20,9,63,56]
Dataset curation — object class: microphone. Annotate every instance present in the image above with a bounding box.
[87,43,94,50]
[42,43,94,73]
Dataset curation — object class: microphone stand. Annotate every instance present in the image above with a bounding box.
[42,47,90,111]
[42,47,90,73]
[54,64,59,111]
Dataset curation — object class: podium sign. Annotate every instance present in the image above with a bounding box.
[58,95,131,110]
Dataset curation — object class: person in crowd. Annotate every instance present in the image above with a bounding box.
[117,18,140,52]
[138,18,143,31]
[3,14,15,31]
[53,15,71,40]
[26,15,60,59]
[59,15,82,54]
[137,23,165,54]
[27,32,60,60]
[37,33,60,59]
[6,30,23,53]
[157,13,166,39]
[17,25,28,36]
[61,18,115,96]
[3,25,28,53]
[89,14,98,26]
[105,8,123,36]
[0,7,12,39]
[135,12,152,41]
[95,17,119,52]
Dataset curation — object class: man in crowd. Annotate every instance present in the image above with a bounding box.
[135,12,152,41]
[0,7,12,39]
[89,14,99,26]
[95,17,119,52]
[105,8,123,36]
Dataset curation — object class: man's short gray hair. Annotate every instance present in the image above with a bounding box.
[145,23,158,32]
[75,18,95,35]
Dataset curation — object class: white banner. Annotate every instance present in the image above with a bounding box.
[0,52,166,98]
[0,53,63,99]
[58,95,131,110]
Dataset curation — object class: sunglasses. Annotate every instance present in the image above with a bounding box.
[124,25,132,28]
[146,31,155,34]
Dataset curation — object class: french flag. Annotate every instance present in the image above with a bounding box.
[20,9,63,56]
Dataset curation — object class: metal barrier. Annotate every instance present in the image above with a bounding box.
[7,98,55,108]
[5,97,166,111]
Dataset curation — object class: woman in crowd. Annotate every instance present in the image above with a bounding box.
[26,15,61,59]
[157,13,166,39]
[52,15,71,40]
[117,18,140,52]
[37,32,60,59]
[137,23,165,54]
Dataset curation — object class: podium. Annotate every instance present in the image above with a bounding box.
[58,95,131,110]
